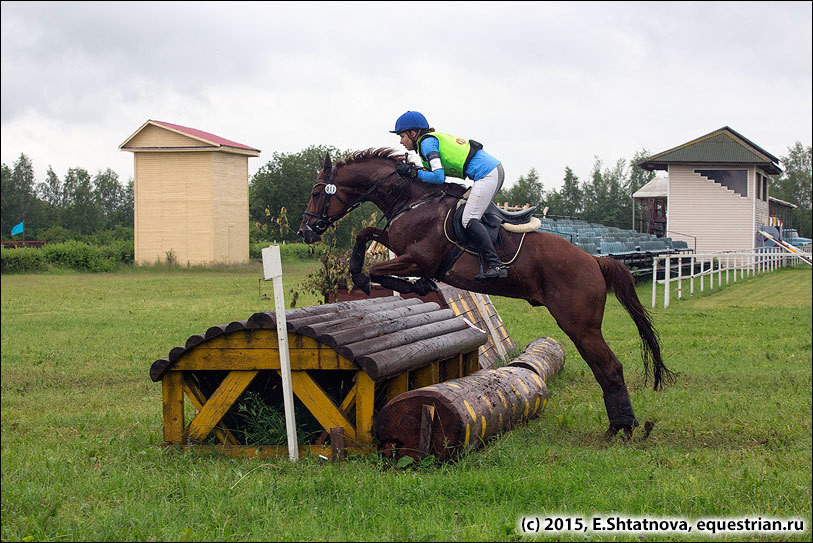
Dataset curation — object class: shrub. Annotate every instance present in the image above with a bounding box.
[0,247,49,273]
[88,226,134,245]
[42,241,117,272]
[0,240,134,274]
[35,225,73,244]
[101,239,135,265]
[250,242,315,261]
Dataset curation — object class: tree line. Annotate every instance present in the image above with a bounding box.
[495,149,657,229]
[1,154,134,242]
[2,141,811,245]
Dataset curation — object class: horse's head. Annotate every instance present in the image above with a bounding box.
[298,149,406,244]
[297,153,353,244]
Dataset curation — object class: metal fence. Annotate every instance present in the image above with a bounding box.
[651,247,812,308]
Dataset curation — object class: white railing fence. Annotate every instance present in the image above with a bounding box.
[651,248,812,308]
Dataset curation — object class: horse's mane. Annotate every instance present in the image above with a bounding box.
[335,147,469,196]
[336,147,403,167]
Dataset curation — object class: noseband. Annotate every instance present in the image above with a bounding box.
[303,167,341,232]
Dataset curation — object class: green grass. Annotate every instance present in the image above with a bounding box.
[1,261,810,541]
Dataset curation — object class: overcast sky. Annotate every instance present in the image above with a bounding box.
[2,1,811,192]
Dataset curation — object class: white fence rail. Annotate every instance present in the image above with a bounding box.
[651,248,812,308]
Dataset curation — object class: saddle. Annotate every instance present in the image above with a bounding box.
[451,195,539,250]
[434,196,540,280]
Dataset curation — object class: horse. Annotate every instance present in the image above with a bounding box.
[297,148,673,439]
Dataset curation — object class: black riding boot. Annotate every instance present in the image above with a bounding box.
[465,219,508,280]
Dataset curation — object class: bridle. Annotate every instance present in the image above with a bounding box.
[303,165,405,233]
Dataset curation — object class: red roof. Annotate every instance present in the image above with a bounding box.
[151,120,259,152]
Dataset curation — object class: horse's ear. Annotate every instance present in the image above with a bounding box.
[322,153,332,171]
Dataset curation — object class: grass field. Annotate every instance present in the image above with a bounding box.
[1,260,811,541]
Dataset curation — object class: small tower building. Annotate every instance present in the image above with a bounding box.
[120,120,260,265]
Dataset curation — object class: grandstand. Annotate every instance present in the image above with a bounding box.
[536,216,692,274]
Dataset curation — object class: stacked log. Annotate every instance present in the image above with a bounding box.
[506,337,565,382]
[375,337,565,461]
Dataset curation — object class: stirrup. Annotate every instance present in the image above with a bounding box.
[476,264,508,280]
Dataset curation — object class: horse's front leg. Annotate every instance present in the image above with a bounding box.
[350,227,389,294]
[369,254,437,296]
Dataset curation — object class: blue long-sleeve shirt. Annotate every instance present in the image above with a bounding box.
[416,135,501,184]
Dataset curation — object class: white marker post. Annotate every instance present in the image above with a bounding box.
[261,245,299,461]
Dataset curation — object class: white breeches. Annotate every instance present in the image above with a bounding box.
[461,164,505,228]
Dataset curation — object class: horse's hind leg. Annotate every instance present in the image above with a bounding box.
[557,322,639,439]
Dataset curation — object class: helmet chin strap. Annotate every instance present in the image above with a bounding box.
[409,130,420,152]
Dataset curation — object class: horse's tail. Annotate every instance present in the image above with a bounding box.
[595,256,675,390]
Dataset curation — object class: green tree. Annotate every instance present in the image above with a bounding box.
[1,153,45,238]
[543,188,563,218]
[62,167,102,234]
[37,166,63,208]
[582,157,627,227]
[116,178,135,228]
[250,145,344,242]
[248,144,376,248]
[498,168,544,209]
[557,166,583,217]
[773,141,812,237]
[33,166,64,232]
[93,168,126,229]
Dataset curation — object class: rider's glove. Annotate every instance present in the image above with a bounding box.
[396,162,418,178]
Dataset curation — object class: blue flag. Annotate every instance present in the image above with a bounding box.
[11,222,24,236]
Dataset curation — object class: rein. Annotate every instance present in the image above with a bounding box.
[305,163,464,233]
[304,168,401,232]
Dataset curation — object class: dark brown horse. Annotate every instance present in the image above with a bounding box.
[297,148,673,438]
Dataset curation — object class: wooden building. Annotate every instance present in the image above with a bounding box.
[119,120,260,265]
[638,126,782,254]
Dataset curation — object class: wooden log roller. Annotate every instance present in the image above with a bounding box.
[506,337,565,382]
[376,337,565,461]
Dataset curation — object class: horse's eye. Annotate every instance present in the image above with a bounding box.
[312,191,319,197]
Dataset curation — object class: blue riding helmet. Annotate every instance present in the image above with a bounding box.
[390,110,429,133]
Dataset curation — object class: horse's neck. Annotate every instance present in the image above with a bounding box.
[344,159,462,219]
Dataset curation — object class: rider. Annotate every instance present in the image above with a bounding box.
[390,110,508,280]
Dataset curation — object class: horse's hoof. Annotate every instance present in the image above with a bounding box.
[641,420,655,440]
[604,425,634,442]
[413,277,437,296]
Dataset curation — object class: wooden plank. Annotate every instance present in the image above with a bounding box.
[186,371,258,442]
[414,361,439,388]
[183,377,239,445]
[285,371,357,441]
[330,427,346,461]
[355,371,375,445]
[171,348,357,371]
[340,383,357,413]
[162,372,185,444]
[194,330,319,350]
[471,293,508,360]
[386,373,409,402]
[463,350,480,375]
[171,444,373,458]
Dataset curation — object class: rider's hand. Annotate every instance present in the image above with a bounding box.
[396,162,418,178]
